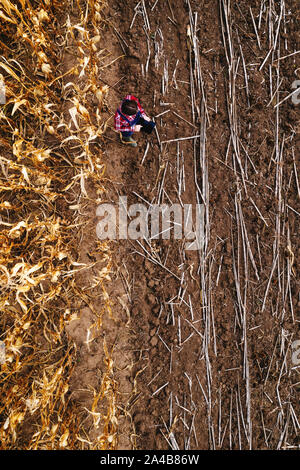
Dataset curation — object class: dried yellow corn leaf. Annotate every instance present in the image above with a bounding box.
[0,10,16,24]
[37,9,50,22]
[51,423,59,435]
[76,435,92,445]
[37,51,47,62]
[25,397,40,414]
[51,270,60,282]
[47,125,55,134]
[0,201,12,208]
[41,63,51,75]
[8,221,26,237]
[61,135,81,145]
[79,56,89,78]
[11,99,27,116]
[21,166,30,184]
[69,106,79,130]
[16,292,28,313]
[3,417,10,430]
[22,321,31,330]
[59,430,69,447]
[0,61,20,81]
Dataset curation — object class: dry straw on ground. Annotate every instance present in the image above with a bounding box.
[0,0,117,449]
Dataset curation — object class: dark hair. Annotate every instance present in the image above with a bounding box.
[121,99,138,116]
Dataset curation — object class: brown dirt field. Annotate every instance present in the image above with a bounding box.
[64,0,299,450]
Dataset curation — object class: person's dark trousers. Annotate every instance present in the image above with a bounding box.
[121,130,134,138]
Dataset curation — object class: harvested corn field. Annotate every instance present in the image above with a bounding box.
[0,0,299,451]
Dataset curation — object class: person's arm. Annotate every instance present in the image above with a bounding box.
[138,103,150,121]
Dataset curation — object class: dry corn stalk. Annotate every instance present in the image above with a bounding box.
[0,0,115,450]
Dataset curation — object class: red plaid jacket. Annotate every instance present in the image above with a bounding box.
[114,95,148,132]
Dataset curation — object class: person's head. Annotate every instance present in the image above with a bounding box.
[121,99,138,116]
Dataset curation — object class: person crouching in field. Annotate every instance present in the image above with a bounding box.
[114,94,156,147]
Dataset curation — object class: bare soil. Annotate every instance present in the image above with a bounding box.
[67,0,299,450]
